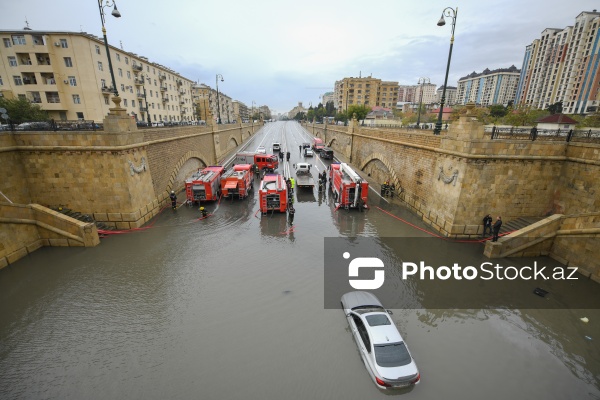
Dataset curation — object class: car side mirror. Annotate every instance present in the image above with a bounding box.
[346,313,351,317]
[387,310,393,315]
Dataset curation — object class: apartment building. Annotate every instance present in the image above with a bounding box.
[456,66,520,106]
[334,76,399,113]
[435,85,457,106]
[190,83,234,123]
[515,10,600,114]
[398,85,417,103]
[414,82,438,105]
[232,100,249,122]
[0,30,196,123]
[321,91,334,107]
[288,102,307,119]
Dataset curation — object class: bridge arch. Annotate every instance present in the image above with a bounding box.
[327,138,337,147]
[167,151,209,193]
[227,136,239,151]
[360,153,401,189]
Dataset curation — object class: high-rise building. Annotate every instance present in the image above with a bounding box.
[190,83,234,123]
[435,86,457,106]
[334,76,399,113]
[414,83,438,105]
[515,10,600,114]
[0,30,196,123]
[456,66,520,106]
[398,85,417,103]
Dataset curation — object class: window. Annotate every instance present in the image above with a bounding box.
[132,100,136,107]
[0,76,3,85]
[118,68,123,77]
[126,71,131,79]
[3,38,10,48]
[95,45,100,55]
[12,35,26,45]
[104,97,109,105]
[116,53,120,61]
[60,39,68,48]
[146,66,149,72]
[13,76,23,85]
[129,86,133,93]
[150,90,153,97]
[8,56,17,67]
[73,94,81,104]
[123,99,128,106]
[98,61,103,71]
[352,315,371,353]
[125,57,129,65]
[76,112,84,119]
[64,57,73,67]
[68,76,77,86]
[121,84,125,91]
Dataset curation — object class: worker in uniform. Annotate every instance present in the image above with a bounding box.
[288,205,295,225]
[200,206,208,218]
[290,177,295,196]
[286,151,290,161]
[381,182,388,197]
[170,190,177,209]
[389,183,395,199]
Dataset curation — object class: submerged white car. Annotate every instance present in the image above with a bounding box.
[256,146,266,154]
[341,291,420,389]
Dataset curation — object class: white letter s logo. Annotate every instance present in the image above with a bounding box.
[348,257,385,290]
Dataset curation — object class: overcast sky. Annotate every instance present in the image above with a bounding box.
[1,0,596,114]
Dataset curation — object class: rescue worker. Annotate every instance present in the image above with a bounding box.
[286,151,290,161]
[290,177,295,195]
[381,182,388,197]
[492,216,502,242]
[389,183,395,199]
[288,205,295,225]
[170,190,177,209]
[200,206,208,218]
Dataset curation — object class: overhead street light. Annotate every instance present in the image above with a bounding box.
[416,77,430,127]
[97,0,121,101]
[216,74,224,124]
[433,6,457,135]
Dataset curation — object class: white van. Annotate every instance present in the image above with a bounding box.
[272,143,281,152]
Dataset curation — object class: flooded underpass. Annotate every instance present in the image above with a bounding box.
[1,121,599,399]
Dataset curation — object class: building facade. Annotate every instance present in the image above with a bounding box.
[321,91,334,107]
[435,85,457,106]
[232,100,249,122]
[334,76,399,113]
[398,85,417,103]
[515,10,600,114]
[190,83,234,124]
[414,82,438,105]
[456,66,520,106]
[0,30,196,123]
[287,102,306,119]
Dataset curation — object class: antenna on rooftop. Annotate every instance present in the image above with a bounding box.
[120,40,123,50]
[24,18,32,30]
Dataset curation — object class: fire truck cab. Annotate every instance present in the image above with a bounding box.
[220,164,254,199]
[234,152,279,172]
[259,174,288,213]
[329,163,368,209]
[185,166,225,204]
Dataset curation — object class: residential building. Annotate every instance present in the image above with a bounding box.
[398,85,418,103]
[190,83,234,123]
[435,85,457,106]
[414,82,438,105]
[0,30,195,123]
[515,10,600,114]
[456,66,520,106]
[334,76,399,113]
[321,91,334,107]
[232,100,249,122]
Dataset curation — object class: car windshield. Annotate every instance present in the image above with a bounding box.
[365,314,391,326]
[374,342,411,368]
[351,305,384,314]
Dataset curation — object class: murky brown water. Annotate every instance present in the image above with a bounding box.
[1,121,599,399]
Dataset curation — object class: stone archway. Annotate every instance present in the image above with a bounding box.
[327,138,337,147]
[227,136,239,151]
[168,151,209,193]
[360,152,400,189]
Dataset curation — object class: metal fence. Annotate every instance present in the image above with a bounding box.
[488,126,600,143]
[2,120,102,132]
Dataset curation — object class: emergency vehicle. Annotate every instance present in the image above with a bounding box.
[329,163,368,209]
[312,138,324,152]
[185,166,225,204]
[220,164,254,199]
[234,152,279,172]
[259,174,288,213]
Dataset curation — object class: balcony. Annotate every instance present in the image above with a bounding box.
[132,64,143,71]
[179,89,186,95]
[139,106,148,112]
[159,74,166,80]
[176,79,182,86]
[137,92,143,98]
[180,100,185,105]
[134,78,144,85]
[160,86,167,91]
[101,86,114,94]
[162,97,169,102]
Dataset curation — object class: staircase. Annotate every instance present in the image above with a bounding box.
[500,216,545,235]
[53,207,115,232]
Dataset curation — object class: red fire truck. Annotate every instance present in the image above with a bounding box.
[259,174,288,213]
[329,163,368,209]
[185,166,225,204]
[312,137,324,152]
[234,152,279,172]
[220,164,254,199]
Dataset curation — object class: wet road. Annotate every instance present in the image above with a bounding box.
[1,121,599,400]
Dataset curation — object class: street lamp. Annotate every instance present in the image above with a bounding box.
[416,77,430,127]
[97,0,121,100]
[141,74,151,125]
[433,6,457,135]
[216,74,224,124]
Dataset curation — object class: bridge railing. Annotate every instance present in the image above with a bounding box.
[487,126,600,143]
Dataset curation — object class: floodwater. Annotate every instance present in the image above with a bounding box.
[1,121,599,400]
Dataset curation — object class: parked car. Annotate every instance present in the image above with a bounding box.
[16,121,51,131]
[304,148,314,157]
[302,142,311,149]
[256,146,266,154]
[341,291,420,389]
[272,143,281,152]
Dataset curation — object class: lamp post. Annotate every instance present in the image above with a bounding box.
[216,74,224,124]
[97,0,121,100]
[433,6,457,135]
[141,74,151,125]
[416,77,430,127]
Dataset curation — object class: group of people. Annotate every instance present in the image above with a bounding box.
[482,214,503,241]
[380,181,396,198]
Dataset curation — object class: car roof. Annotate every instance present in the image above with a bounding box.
[362,312,403,345]
[342,291,384,310]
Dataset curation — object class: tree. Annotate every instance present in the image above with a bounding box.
[347,104,370,121]
[489,105,508,119]
[0,97,49,124]
[547,101,563,115]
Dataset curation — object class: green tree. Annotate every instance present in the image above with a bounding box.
[547,101,563,115]
[0,97,49,124]
[489,105,508,119]
[347,104,371,120]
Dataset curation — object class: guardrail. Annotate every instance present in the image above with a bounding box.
[2,120,102,132]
